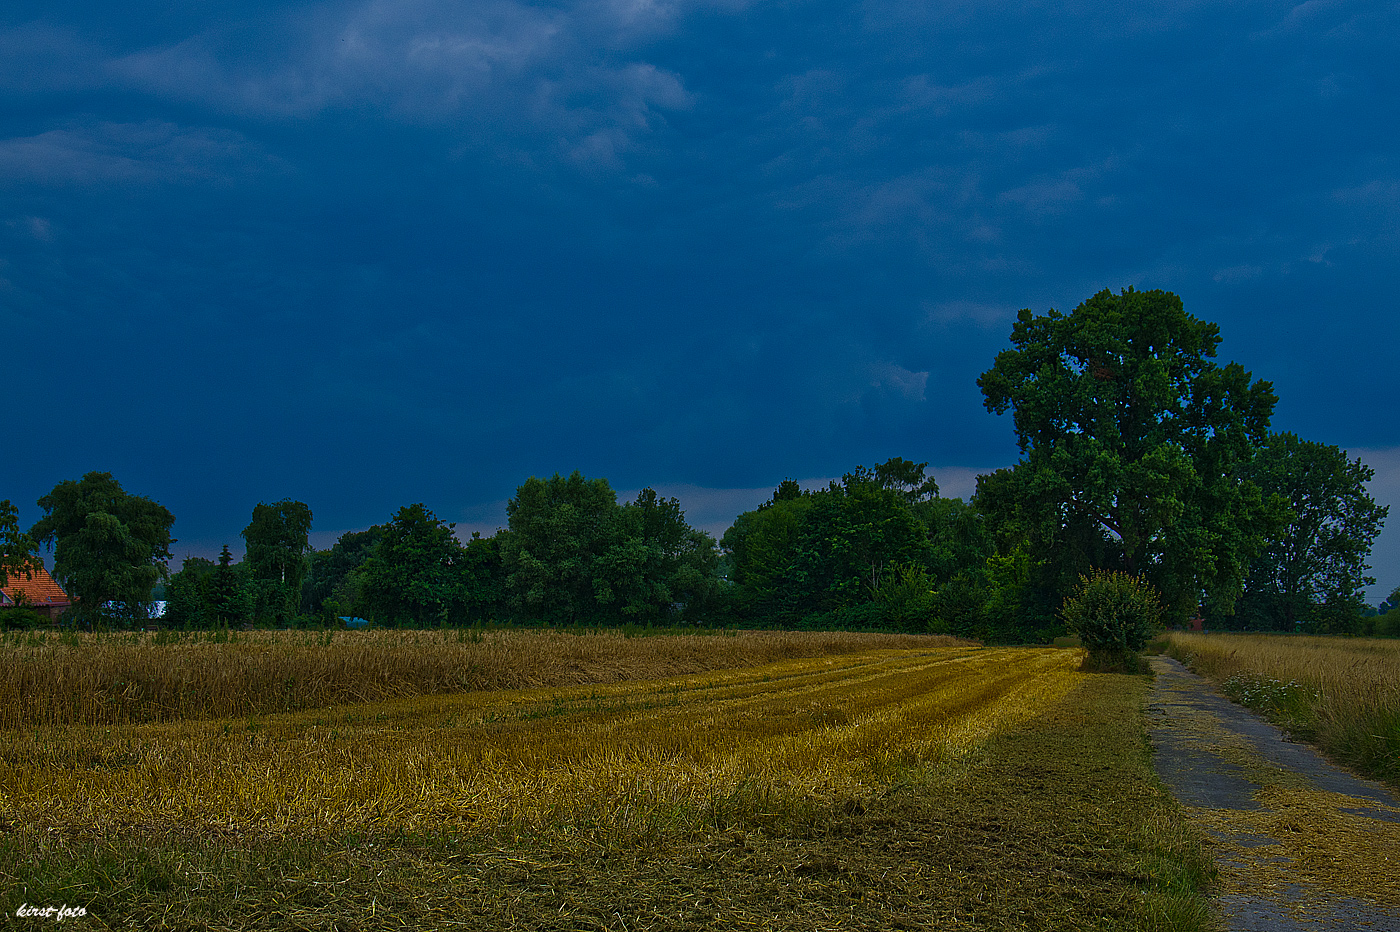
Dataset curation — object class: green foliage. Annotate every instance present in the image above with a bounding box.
[0,499,42,589]
[870,563,939,632]
[1224,433,1388,632]
[30,472,176,625]
[787,478,932,617]
[457,532,508,623]
[721,488,812,619]
[302,526,384,619]
[842,457,940,504]
[206,545,252,628]
[502,473,719,626]
[1061,570,1164,662]
[608,488,721,623]
[163,556,215,628]
[502,472,623,625]
[357,504,463,627]
[723,461,944,632]
[0,603,46,630]
[241,500,313,626]
[978,288,1278,624]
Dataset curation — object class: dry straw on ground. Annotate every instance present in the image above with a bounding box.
[0,640,1214,930]
[0,627,962,727]
[1,645,1076,839]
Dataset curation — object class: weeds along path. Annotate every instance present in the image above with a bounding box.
[0,646,1078,838]
[1149,655,1400,931]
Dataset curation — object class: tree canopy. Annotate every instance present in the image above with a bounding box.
[357,504,464,627]
[30,472,176,623]
[502,472,718,625]
[1227,433,1388,631]
[977,287,1279,622]
[721,459,943,630]
[0,499,42,589]
[242,499,313,624]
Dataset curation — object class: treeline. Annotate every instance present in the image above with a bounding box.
[3,288,1393,640]
[171,475,725,630]
[172,463,1011,635]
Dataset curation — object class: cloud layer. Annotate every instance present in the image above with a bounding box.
[3,0,1399,594]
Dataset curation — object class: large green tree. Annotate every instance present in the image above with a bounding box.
[599,489,720,623]
[302,526,385,619]
[1227,433,1388,631]
[163,555,215,628]
[977,288,1279,622]
[501,472,622,625]
[721,481,813,619]
[207,544,252,628]
[30,472,176,624]
[356,504,464,626]
[721,460,937,628]
[502,473,719,625]
[786,475,931,617]
[0,499,42,588]
[242,500,313,624]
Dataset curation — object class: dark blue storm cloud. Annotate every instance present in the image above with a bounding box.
[3,0,1399,592]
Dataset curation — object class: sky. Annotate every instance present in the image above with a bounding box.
[3,0,1399,599]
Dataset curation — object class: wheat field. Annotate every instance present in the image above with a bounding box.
[1,645,1078,840]
[0,633,1216,931]
[0,627,961,727]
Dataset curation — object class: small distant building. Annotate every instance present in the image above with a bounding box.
[1,565,74,623]
[340,616,370,629]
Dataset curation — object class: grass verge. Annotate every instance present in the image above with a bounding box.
[1164,631,1400,789]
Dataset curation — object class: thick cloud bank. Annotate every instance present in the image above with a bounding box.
[3,0,1398,595]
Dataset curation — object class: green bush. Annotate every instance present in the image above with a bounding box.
[0,606,47,630]
[872,563,940,632]
[1061,571,1164,668]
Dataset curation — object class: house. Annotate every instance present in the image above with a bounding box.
[1,564,74,623]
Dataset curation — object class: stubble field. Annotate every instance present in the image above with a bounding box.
[0,630,1212,931]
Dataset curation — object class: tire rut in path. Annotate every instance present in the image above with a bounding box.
[1148,655,1400,931]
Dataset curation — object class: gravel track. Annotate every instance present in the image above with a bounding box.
[1148,655,1400,931]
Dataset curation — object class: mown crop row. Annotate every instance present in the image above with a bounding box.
[0,627,960,727]
[0,642,1214,931]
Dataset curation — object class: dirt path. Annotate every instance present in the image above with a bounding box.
[1148,655,1400,931]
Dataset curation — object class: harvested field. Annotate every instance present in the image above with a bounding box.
[0,627,960,727]
[0,638,1213,930]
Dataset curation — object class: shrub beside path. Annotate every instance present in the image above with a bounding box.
[1148,655,1400,931]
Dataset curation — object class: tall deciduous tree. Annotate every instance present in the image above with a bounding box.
[164,556,213,628]
[605,488,720,622]
[502,472,621,625]
[977,288,1279,621]
[0,499,42,588]
[721,483,813,619]
[242,500,313,624]
[357,504,463,627]
[721,460,934,626]
[302,526,385,619]
[1230,433,1388,631]
[30,472,176,623]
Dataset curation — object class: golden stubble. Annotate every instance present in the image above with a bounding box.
[0,646,1082,841]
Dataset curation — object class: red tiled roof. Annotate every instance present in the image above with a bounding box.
[1,564,72,607]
